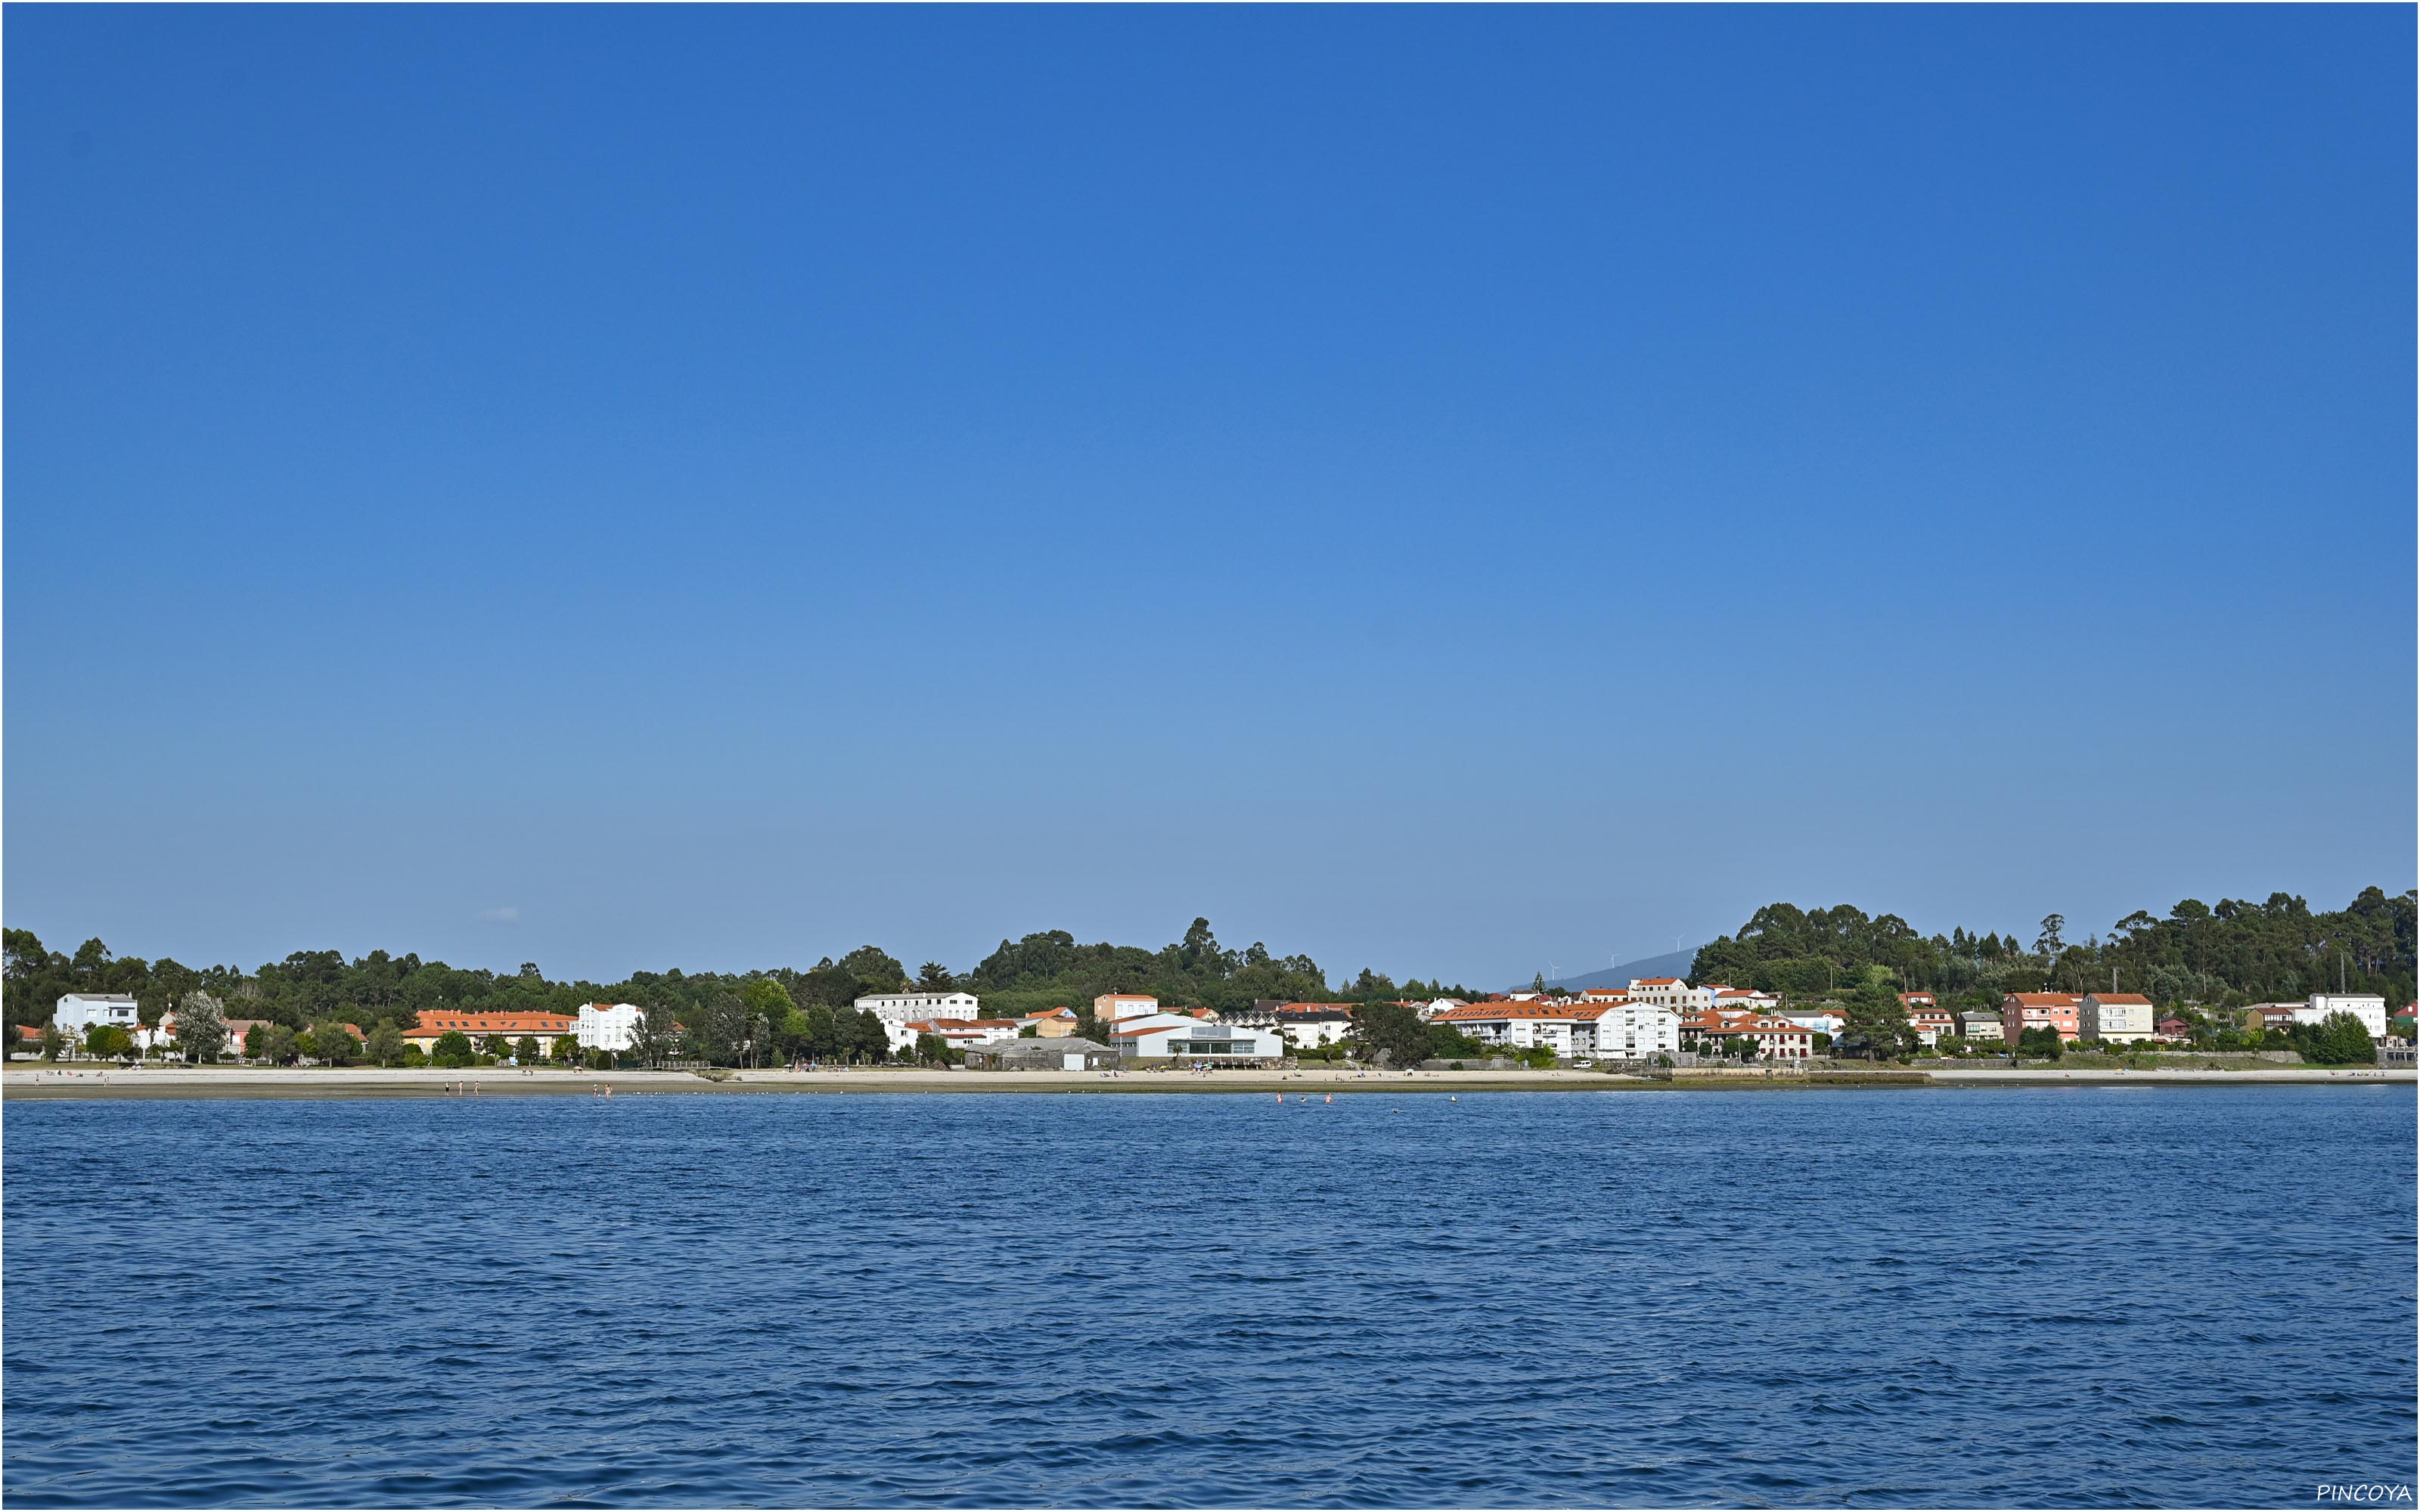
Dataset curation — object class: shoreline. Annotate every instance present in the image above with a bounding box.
[4,1064,2410,1101]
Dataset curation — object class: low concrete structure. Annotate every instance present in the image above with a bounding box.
[1110,1014,1286,1063]
[898,1017,1023,1055]
[963,1037,1121,1071]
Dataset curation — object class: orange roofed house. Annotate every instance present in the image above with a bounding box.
[405,1010,576,1055]
[1273,1002,1357,1049]
[1016,1008,1079,1039]
[2000,993,2080,1047]
[2078,993,2155,1045]
[1680,1010,1816,1061]
[1899,993,1954,1046]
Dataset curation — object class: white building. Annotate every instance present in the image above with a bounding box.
[1578,1001,1680,1062]
[1274,1002,1357,1049]
[892,1018,1019,1055]
[856,991,982,1036]
[2297,993,2388,1040]
[1712,987,1782,1015]
[1434,1001,1592,1057]
[1109,1014,1285,1062]
[54,993,139,1043]
[1093,993,1159,1020]
[892,1016,1022,1055]
[1628,978,1714,1015]
[1686,1012,1817,1060]
[577,1002,647,1053]
[2077,993,2156,1045]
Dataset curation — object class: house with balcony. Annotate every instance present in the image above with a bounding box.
[405,1010,576,1055]
[1628,978,1715,1015]
[1575,999,1680,1062]
[1273,1002,1357,1049]
[2078,993,2156,1045]
[2000,993,2080,1046]
[1432,1000,1594,1058]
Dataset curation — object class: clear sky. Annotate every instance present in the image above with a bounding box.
[7,6,2412,988]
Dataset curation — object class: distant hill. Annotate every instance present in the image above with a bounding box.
[1532,947,1701,993]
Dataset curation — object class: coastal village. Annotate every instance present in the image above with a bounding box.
[23,977,2411,1071]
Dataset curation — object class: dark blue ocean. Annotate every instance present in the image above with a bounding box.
[4,1086,2413,1507]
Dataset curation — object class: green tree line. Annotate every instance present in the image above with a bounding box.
[1689,886,2415,1015]
[0,916,1478,1067]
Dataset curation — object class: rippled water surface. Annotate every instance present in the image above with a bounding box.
[5,1086,2414,1507]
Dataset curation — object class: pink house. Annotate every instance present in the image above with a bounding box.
[2001,993,2080,1046]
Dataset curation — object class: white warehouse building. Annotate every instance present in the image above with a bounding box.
[1109,1014,1286,1063]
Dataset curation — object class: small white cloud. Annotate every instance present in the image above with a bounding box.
[477,906,520,925]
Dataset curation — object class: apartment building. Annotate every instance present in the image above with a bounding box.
[578,1002,646,1053]
[1713,987,1782,1015]
[856,991,983,1033]
[406,1010,576,1054]
[1628,978,1715,1015]
[2078,993,2155,1045]
[1434,1000,1593,1057]
[1682,1010,1815,1060]
[54,993,139,1040]
[2000,993,2080,1046]
[2298,993,2388,1040]
[1578,1000,1681,1062]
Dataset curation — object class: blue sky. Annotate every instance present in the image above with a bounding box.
[7,7,2412,988]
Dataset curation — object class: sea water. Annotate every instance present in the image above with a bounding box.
[4,1086,2413,1507]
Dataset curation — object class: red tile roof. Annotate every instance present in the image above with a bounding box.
[1436,1002,1588,1022]
[407,1011,573,1038]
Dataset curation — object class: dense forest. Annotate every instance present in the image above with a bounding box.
[1688,886,2415,1013]
[0,916,1475,1045]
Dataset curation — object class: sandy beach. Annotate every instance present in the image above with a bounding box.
[3,1063,2409,1099]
